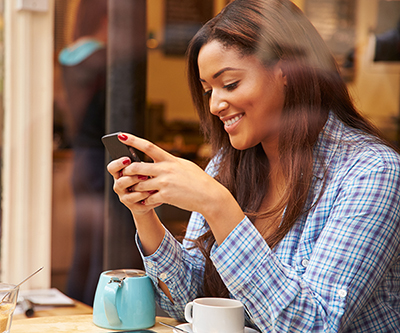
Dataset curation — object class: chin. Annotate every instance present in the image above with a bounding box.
[229,139,252,151]
[229,137,260,150]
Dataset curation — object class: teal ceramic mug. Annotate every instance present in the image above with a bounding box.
[93,269,156,330]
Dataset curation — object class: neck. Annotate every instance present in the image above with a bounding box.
[261,137,280,172]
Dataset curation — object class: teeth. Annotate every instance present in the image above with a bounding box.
[224,114,243,126]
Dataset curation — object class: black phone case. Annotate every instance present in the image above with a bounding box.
[102,132,141,162]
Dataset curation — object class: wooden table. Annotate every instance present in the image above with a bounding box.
[11,315,181,332]
[13,300,93,320]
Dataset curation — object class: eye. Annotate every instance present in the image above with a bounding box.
[203,90,212,99]
[223,81,239,91]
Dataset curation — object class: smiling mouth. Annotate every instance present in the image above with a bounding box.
[223,114,243,127]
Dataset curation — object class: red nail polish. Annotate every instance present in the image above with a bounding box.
[138,175,148,180]
[118,133,128,141]
[122,158,131,165]
[148,190,157,194]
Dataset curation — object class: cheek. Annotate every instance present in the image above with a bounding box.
[233,88,261,110]
[259,82,285,113]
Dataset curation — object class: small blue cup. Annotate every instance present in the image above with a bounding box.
[93,269,155,330]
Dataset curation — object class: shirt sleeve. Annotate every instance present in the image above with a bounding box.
[136,157,220,320]
[136,222,205,321]
[136,210,211,321]
[211,161,400,332]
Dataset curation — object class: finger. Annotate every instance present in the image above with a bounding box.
[120,191,149,209]
[121,161,160,180]
[121,177,163,207]
[132,175,158,193]
[118,132,175,163]
[119,189,160,211]
[107,157,132,179]
[139,193,163,208]
[113,174,150,196]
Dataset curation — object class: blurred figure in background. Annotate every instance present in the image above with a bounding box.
[58,0,107,305]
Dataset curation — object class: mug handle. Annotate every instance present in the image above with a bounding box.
[184,301,194,324]
[104,281,122,326]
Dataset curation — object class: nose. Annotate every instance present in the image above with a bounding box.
[209,93,229,116]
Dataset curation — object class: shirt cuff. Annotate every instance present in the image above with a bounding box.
[210,217,271,290]
[136,228,182,286]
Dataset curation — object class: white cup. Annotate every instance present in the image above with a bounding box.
[184,298,244,333]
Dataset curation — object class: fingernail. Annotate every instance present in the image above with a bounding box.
[148,190,157,194]
[118,133,128,141]
[140,200,146,205]
[122,158,131,165]
[138,175,148,180]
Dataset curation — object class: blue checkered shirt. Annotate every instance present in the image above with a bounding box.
[137,112,400,332]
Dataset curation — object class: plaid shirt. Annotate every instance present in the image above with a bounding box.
[138,112,400,332]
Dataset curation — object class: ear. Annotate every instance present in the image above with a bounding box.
[275,60,287,86]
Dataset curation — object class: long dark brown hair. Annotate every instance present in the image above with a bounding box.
[186,0,392,297]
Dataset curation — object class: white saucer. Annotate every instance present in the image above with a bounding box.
[173,323,259,333]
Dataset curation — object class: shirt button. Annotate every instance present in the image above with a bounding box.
[147,262,154,269]
[159,273,167,280]
[301,259,309,267]
[338,289,347,298]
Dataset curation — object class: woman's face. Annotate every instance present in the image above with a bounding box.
[198,40,287,151]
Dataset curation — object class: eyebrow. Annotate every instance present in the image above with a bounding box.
[199,67,243,82]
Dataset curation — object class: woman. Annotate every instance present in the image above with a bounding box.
[107,0,400,331]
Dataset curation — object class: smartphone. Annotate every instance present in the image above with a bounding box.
[102,132,141,162]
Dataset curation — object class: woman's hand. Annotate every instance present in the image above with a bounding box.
[107,132,245,244]
[106,153,157,216]
[110,133,219,213]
